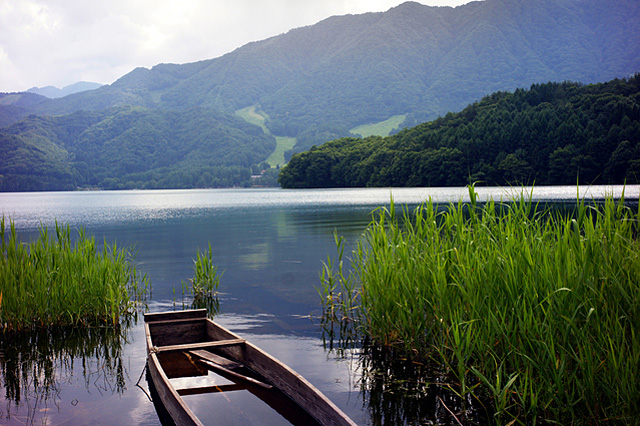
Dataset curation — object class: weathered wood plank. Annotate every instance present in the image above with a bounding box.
[229,341,359,426]
[144,317,207,325]
[148,322,207,346]
[154,339,246,353]
[147,352,204,426]
[188,349,242,369]
[144,309,207,322]
[205,319,240,340]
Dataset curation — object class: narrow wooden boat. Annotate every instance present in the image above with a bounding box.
[144,309,357,426]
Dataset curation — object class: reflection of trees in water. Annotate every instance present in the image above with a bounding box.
[0,322,131,423]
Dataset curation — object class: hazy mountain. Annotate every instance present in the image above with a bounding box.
[0,92,49,128]
[26,81,104,99]
[27,0,639,144]
[1,0,639,191]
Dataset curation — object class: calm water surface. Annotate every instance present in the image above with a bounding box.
[1,186,637,425]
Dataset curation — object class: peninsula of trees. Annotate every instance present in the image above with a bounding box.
[279,77,640,188]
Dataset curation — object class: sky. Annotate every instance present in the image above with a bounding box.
[0,0,473,93]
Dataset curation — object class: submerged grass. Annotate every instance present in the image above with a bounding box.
[1,217,148,331]
[321,186,640,424]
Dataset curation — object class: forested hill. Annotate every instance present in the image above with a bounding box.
[278,76,640,188]
[0,107,275,191]
[11,0,640,155]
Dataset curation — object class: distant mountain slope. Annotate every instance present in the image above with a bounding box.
[26,82,103,99]
[0,92,49,128]
[0,107,274,191]
[278,76,640,188]
[26,0,640,153]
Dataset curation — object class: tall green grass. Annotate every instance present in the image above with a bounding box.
[1,217,148,331]
[181,243,221,313]
[321,186,640,424]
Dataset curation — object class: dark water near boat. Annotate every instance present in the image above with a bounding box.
[1,186,637,425]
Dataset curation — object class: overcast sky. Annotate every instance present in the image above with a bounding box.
[0,0,473,93]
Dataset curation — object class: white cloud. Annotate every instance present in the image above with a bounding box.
[0,0,473,92]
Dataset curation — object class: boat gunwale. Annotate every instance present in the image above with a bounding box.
[145,325,204,426]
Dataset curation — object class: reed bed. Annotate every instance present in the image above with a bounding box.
[321,187,640,424]
[1,217,148,331]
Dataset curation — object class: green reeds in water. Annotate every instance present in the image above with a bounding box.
[182,243,221,313]
[321,186,640,424]
[0,217,148,331]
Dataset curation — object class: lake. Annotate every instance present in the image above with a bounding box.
[1,185,637,425]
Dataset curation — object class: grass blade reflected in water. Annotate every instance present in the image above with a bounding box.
[0,324,132,424]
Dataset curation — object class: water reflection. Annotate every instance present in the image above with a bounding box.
[1,187,637,426]
[0,323,132,425]
[238,241,270,270]
[357,345,488,426]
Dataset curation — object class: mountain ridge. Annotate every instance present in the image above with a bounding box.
[0,106,275,191]
[24,0,639,125]
[26,82,104,99]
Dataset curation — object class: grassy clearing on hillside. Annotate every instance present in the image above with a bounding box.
[236,105,297,167]
[0,217,148,331]
[266,136,296,167]
[235,105,269,133]
[350,114,407,138]
[320,186,640,424]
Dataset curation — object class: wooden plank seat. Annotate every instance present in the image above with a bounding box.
[153,339,246,353]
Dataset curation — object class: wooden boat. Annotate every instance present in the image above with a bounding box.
[144,309,358,426]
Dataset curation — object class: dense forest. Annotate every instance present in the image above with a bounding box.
[0,106,275,191]
[279,76,640,188]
